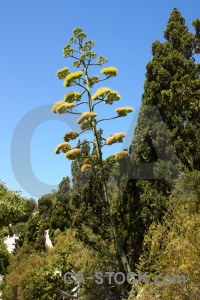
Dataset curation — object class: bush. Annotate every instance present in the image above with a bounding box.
[2,229,122,300]
[128,171,200,299]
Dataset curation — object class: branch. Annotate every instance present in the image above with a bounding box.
[95,76,109,82]
[75,81,87,89]
[81,89,87,96]
[87,63,101,66]
[74,101,88,108]
[65,111,82,115]
[69,54,82,61]
[78,129,90,135]
[92,93,109,109]
[97,116,121,123]
[79,141,95,146]
[92,100,104,109]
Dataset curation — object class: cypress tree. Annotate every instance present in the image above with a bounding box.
[120,8,200,267]
[49,176,71,241]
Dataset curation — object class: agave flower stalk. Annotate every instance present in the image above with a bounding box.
[82,61,132,275]
[52,28,133,276]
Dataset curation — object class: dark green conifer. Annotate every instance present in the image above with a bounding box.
[120,8,200,268]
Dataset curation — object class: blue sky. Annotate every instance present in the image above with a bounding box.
[1,0,200,200]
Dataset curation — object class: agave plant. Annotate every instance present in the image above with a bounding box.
[52,28,133,276]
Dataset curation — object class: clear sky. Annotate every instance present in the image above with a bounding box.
[1,0,200,200]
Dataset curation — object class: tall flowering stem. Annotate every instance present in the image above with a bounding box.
[52,28,133,275]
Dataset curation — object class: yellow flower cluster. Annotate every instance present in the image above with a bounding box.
[81,164,91,172]
[115,150,129,159]
[84,156,98,164]
[104,91,121,104]
[73,28,87,39]
[64,71,83,87]
[52,101,63,113]
[101,66,118,77]
[115,107,133,116]
[92,87,111,100]
[77,112,97,124]
[105,132,126,145]
[63,131,79,142]
[63,91,82,103]
[51,101,74,114]
[65,148,82,160]
[80,120,93,130]
[56,67,70,79]
[54,142,71,154]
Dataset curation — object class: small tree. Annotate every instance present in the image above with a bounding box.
[52,28,133,275]
[0,181,25,228]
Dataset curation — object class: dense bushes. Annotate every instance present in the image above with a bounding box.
[2,229,121,300]
[128,171,200,299]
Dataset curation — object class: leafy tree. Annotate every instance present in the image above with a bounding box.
[52,28,133,274]
[38,194,54,215]
[13,198,37,224]
[0,181,25,274]
[0,181,25,228]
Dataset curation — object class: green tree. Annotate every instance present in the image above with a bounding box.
[24,214,46,252]
[0,242,9,275]
[68,134,113,246]
[69,171,110,248]
[49,177,71,242]
[0,181,25,227]
[52,28,133,275]
[38,194,53,216]
[131,8,200,172]
[0,181,25,274]
[13,198,37,224]
[119,8,200,268]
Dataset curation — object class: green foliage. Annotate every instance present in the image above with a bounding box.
[12,222,27,250]
[0,181,25,228]
[56,176,71,201]
[118,8,200,270]
[23,214,46,251]
[51,230,121,300]
[13,198,37,224]
[38,194,53,216]
[0,241,9,275]
[13,222,27,235]
[49,177,71,242]
[128,171,200,299]
[0,182,27,275]
[2,246,59,300]
[3,10,200,300]
[70,172,110,246]
[2,229,121,300]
